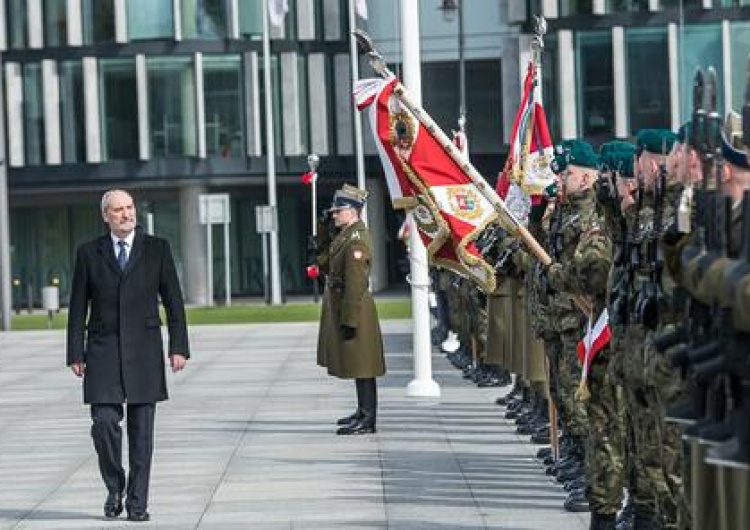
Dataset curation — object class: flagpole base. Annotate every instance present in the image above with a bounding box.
[406,378,441,398]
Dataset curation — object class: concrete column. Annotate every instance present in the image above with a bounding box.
[281,52,302,156]
[541,0,558,19]
[593,0,605,15]
[195,52,206,158]
[722,19,731,115]
[612,26,628,138]
[66,0,83,46]
[181,57,197,156]
[334,54,353,155]
[323,0,341,41]
[114,0,128,43]
[136,54,150,160]
[297,0,315,41]
[5,62,24,167]
[244,51,262,156]
[83,57,102,163]
[0,0,8,49]
[180,184,209,305]
[365,180,387,293]
[173,0,182,40]
[228,0,239,39]
[558,30,577,140]
[668,22,680,130]
[308,53,329,155]
[42,59,62,164]
[27,0,43,48]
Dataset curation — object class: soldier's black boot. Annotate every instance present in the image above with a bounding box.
[336,410,376,435]
[563,487,590,512]
[590,512,616,530]
[338,378,377,435]
[632,511,659,530]
[336,408,363,425]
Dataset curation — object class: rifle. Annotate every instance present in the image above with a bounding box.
[611,173,643,328]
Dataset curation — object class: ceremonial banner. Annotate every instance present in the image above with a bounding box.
[355,77,498,292]
[497,61,556,224]
[577,309,611,375]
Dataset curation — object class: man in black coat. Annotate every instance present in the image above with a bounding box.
[66,189,189,522]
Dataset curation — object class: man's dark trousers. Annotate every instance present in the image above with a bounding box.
[91,403,156,513]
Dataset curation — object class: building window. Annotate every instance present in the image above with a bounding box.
[559,0,593,16]
[60,61,86,163]
[23,63,45,165]
[678,24,723,122]
[577,31,614,145]
[148,57,197,157]
[82,0,115,44]
[100,58,138,160]
[128,0,174,40]
[43,0,67,46]
[204,55,245,157]
[8,0,27,49]
[731,21,750,112]
[182,0,228,40]
[626,27,670,132]
[239,0,263,38]
[422,59,502,154]
[541,35,560,142]
[661,0,703,8]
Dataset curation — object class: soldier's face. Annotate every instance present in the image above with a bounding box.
[331,207,357,227]
[102,191,136,238]
[559,166,591,196]
[616,177,636,209]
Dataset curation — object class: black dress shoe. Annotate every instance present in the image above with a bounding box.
[103,492,123,518]
[336,409,362,425]
[127,511,150,522]
[336,419,376,435]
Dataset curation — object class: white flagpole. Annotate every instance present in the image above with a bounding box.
[348,0,366,210]
[401,0,440,398]
[262,0,283,305]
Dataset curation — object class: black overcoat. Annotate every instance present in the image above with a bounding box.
[66,228,189,404]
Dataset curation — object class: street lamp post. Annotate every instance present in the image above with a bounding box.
[307,153,320,303]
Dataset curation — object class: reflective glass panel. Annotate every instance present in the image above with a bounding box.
[23,63,45,165]
[182,0,228,39]
[678,24,723,122]
[731,21,750,112]
[148,57,197,157]
[99,58,138,160]
[44,0,67,46]
[128,0,174,40]
[60,61,86,163]
[8,0,27,49]
[626,27,670,131]
[204,55,245,157]
[82,0,115,44]
[577,31,614,144]
[559,0,593,16]
[239,0,263,38]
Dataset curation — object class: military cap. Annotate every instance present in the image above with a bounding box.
[599,141,636,178]
[722,111,750,170]
[557,139,600,169]
[330,183,368,211]
[636,129,678,155]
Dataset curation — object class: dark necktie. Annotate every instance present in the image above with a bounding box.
[117,240,128,270]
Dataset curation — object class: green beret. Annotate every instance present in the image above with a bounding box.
[599,141,636,178]
[636,129,677,154]
[558,139,600,170]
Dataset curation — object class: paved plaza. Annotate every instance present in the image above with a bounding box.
[0,320,588,529]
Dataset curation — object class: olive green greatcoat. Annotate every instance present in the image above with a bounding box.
[316,220,385,379]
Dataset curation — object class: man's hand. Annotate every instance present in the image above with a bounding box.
[70,362,85,377]
[170,354,187,373]
[341,325,356,341]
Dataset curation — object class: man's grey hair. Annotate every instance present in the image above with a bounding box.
[100,189,133,213]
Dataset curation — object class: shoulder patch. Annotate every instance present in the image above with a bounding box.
[350,231,361,241]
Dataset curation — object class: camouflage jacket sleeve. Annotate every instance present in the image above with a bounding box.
[547,222,612,298]
[683,254,731,307]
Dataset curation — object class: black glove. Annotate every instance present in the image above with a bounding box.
[341,325,356,341]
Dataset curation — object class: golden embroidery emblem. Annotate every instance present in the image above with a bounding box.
[446,186,484,222]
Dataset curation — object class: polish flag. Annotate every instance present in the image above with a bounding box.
[577,309,612,376]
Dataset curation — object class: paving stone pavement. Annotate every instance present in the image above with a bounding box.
[0,321,588,530]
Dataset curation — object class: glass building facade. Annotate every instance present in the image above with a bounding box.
[3,0,750,307]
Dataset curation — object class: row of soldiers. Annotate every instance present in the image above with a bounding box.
[430,68,750,530]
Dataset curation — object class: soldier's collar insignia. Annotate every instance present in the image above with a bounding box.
[351,231,361,240]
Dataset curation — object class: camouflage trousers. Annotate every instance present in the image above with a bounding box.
[584,351,626,515]
[620,329,685,527]
[558,332,588,438]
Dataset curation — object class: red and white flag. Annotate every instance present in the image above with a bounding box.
[497,61,556,224]
[301,171,317,185]
[268,0,289,27]
[354,77,498,292]
[576,309,612,377]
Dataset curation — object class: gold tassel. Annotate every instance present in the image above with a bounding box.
[575,376,590,401]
